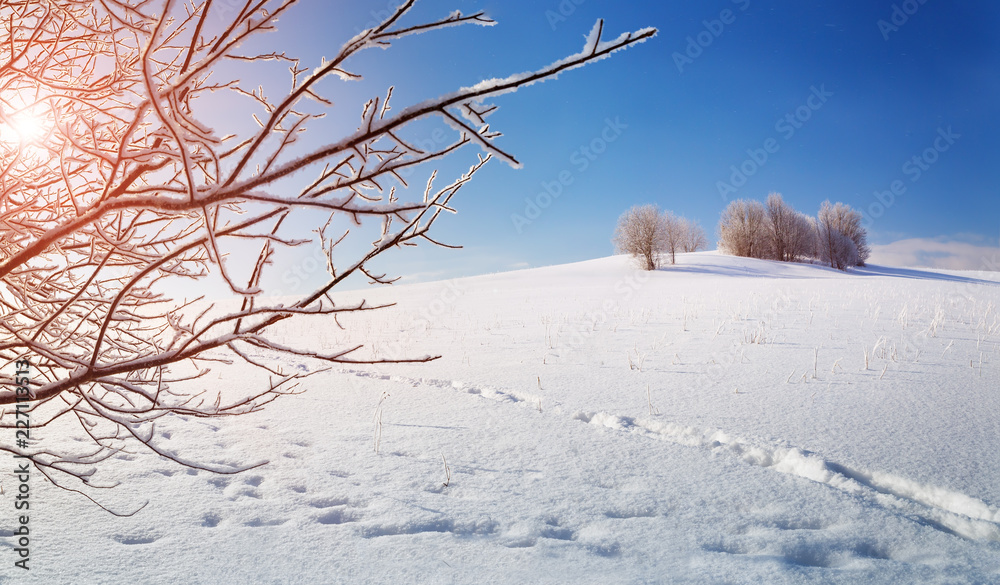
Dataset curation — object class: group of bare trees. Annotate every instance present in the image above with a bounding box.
[615,194,870,272]
[718,193,870,270]
[0,0,654,508]
[612,204,707,270]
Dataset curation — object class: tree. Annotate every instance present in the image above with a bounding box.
[680,218,708,253]
[763,192,817,262]
[613,204,668,270]
[816,200,861,270]
[718,199,768,259]
[786,211,818,262]
[0,0,655,511]
[662,211,685,265]
[828,202,871,266]
[764,192,793,261]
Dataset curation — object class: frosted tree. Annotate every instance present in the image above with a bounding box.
[613,204,668,270]
[763,192,817,262]
[764,192,794,261]
[786,211,818,262]
[827,201,871,266]
[718,198,768,259]
[0,0,654,510]
[817,201,861,270]
[662,211,685,265]
[680,218,708,253]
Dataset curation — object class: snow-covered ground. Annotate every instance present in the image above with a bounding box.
[6,252,1000,584]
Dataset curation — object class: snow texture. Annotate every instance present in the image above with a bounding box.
[4,252,1000,584]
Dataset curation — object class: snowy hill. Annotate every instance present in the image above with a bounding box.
[10,252,1000,584]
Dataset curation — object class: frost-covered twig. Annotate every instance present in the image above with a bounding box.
[0,0,655,506]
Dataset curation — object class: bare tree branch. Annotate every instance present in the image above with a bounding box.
[0,0,655,507]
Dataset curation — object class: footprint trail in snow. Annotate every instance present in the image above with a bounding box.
[338,367,1000,544]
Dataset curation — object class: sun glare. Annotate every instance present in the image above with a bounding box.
[0,109,49,145]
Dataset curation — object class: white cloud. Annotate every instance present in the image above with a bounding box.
[869,237,1000,272]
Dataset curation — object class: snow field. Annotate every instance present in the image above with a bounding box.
[6,252,1000,584]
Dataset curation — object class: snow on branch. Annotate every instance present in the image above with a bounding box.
[0,0,655,507]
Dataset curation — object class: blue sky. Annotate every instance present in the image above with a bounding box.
[244,0,1000,289]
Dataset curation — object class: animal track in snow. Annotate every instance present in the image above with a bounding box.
[575,411,1000,542]
[358,517,498,539]
[703,537,893,569]
[539,524,575,541]
[336,368,1000,544]
[603,507,657,520]
[207,477,229,489]
[244,517,287,528]
[336,368,542,411]
[113,533,160,545]
[201,513,221,528]
[317,509,361,525]
[309,497,351,509]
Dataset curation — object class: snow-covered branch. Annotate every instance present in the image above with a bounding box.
[0,0,655,506]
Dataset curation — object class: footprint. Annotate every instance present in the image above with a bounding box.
[586,541,622,557]
[289,485,307,494]
[113,534,159,545]
[360,518,497,538]
[245,518,287,527]
[539,526,575,541]
[604,508,657,519]
[202,513,221,528]
[227,488,261,500]
[852,541,893,561]
[317,509,360,525]
[767,517,828,532]
[309,497,350,509]
[503,538,536,548]
[244,476,264,487]
[208,477,230,489]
